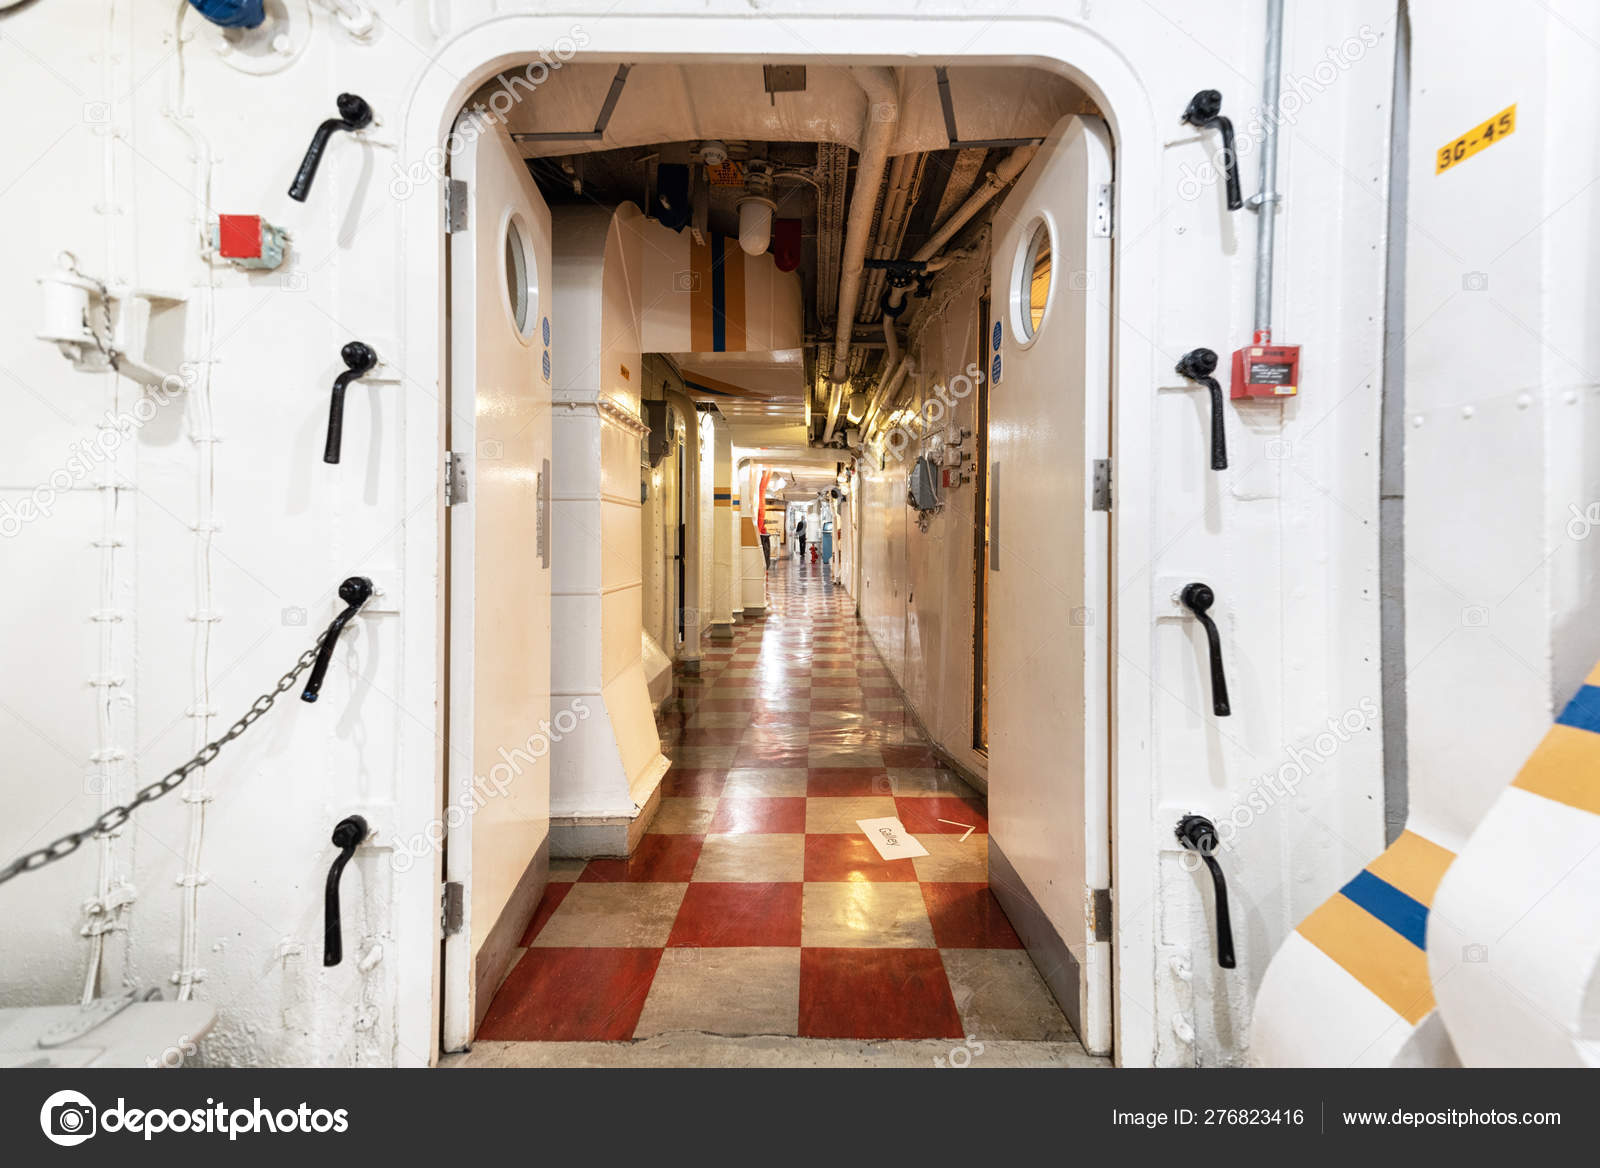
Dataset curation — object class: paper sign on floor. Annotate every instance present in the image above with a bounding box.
[857,816,929,861]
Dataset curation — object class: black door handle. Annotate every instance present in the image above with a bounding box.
[324,814,369,966]
[1180,90,1242,210]
[289,93,373,202]
[1180,582,1231,716]
[301,575,374,702]
[323,342,378,464]
[1176,814,1235,968]
[1176,348,1227,470]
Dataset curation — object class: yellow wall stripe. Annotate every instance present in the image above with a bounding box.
[1298,895,1436,1024]
[1364,830,1455,909]
[1511,723,1600,816]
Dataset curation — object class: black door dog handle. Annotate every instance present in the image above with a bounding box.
[1176,814,1236,969]
[1181,90,1242,210]
[1180,582,1231,717]
[324,815,369,966]
[289,93,373,202]
[1176,348,1228,471]
[301,576,374,702]
[323,342,378,465]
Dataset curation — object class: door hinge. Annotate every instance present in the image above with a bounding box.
[441,881,464,937]
[1092,458,1112,511]
[1094,182,1113,237]
[443,450,468,506]
[1089,886,1113,943]
[445,179,468,233]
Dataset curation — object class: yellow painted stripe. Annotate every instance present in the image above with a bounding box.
[1511,723,1600,816]
[741,517,760,545]
[1586,660,1600,688]
[722,239,746,352]
[1364,830,1455,909]
[689,238,714,352]
[1298,895,1435,1024]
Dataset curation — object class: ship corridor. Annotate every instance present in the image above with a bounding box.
[465,556,1080,1058]
[433,55,1116,1063]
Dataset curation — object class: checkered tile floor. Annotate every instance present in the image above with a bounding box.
[478,555,1072,1043]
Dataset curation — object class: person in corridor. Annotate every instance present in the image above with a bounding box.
[794,515,807,563]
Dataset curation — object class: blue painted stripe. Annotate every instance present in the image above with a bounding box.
[1340,869,1428,950]
[710,233,726,352]
[1556,683,1600,734]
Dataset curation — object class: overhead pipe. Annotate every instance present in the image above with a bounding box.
[823,67,899,445]
[1250,0,1285,342]
[862,149,1034,443]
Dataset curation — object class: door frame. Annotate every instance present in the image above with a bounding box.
[394,16,1162,1067]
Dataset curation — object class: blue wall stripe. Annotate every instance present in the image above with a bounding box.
[1340,869,1428,950]
[1556,683,1600,734]
[710,232,726,352]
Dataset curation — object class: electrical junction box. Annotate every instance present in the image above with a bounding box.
[907,456,941,511]
[1231,339,1300,399]
[210,214,288,270]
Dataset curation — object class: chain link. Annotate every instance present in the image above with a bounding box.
[0,642,325,885]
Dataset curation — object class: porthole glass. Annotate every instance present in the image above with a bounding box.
[504,216,535,337]
[1017,219,1053,340]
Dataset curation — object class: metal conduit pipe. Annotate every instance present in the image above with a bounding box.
[1251,0,1285,341]
[823,67,899,444]
[867,238,988,438]
[857,149,1033,444]
[912,145,1035,265]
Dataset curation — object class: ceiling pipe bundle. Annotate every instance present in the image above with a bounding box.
[823,67,899,444]
[861,143,1033,440]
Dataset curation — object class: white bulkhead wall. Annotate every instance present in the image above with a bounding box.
[548,204,669,855]
[0,0,1410,1068]
[1401,4,1600,1066]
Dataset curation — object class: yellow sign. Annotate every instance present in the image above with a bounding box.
[1436,104,1515,174]
[705,161,744,186]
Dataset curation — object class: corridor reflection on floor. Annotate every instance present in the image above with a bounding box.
[477,555,1075,1046]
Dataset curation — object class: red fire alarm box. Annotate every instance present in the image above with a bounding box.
[1230,336,1300,400]
[210,214,288,270]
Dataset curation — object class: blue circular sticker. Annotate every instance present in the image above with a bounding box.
[542,317,551,346]
[542,350,551,380]
[991,354,1002,384]
[992,321,1003,351]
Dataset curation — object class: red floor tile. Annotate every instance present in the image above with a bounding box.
[895,795,987,834]
[920,882,1024,948]
[798,948,964,1039]
[709,796,808,834]
[477,947,662,1041]
[674,727,746,745]
[661,767,727,797]
[579,834,704,883]
[517,880,575,946]
[881,744,939,768]
[807,767,890,797]
[803,834,918,882]
[667,882,803,946]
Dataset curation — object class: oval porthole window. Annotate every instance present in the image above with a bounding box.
[1017,219,1053,341]
[503,215,536,338]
